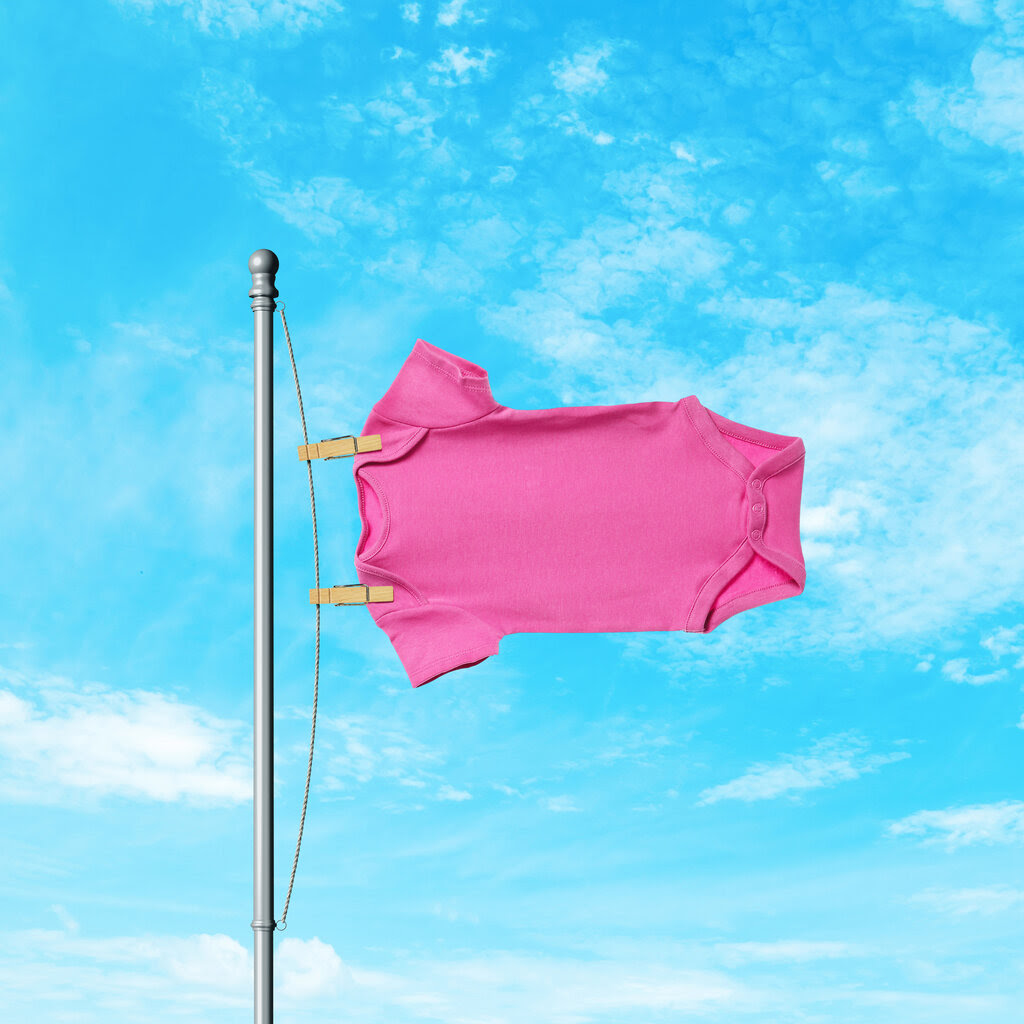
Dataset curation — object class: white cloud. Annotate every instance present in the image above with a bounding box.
[186,70,405,239]
[360,80,444,146]
[437,784,472,801]
[672,141,698,162]
[427,45,498,86]
[909,46,1024,154]
[113,0,345,37]
[110,320,199,359]
[482,181,730,368]
[815,158,901,200]
[685,283,1024,649]
[436,0,484,27]
[490,164,516,184]
[543,795,580,812]
[0,926,753,1020]
[464,178,1024,656]
[185,66,291,156]
[366,238,487,295]
[443,212,524,265]
[50,905,79,933]
[551,108,620,145]
[250,170,399,238]
[0,666,249,806]
[0,927,349,1014]
[902,0,993,30]
[980,623,1024,665]
[903,1,1024,154]
[550,42,614,95]
[935,625,1023,683]
[400,1,420,23]
[714,939,860,965]
[276,936,349,1000]
[908,885,1024,914]
[696,732,909,805]
[888,799,1024,847]
[387,951,744,1018]
[721,200,752,224]
[0,922,1015,1022]
[320,712,446,791]
[941,657,1009,685]
[554,716,677,772]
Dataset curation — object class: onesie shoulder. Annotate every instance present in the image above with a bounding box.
[372,338,501,427]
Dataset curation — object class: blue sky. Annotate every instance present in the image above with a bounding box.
[2,0,1024,1020]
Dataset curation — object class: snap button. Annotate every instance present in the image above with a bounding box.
[752,503,763,513]
[751,479,762,490]
[751,529,761,540]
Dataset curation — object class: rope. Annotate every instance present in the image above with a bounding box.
[275,301,320,932]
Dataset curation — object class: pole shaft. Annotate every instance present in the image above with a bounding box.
[249,249,279,1024]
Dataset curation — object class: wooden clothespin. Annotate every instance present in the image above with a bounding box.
[298,434,382,461]
[310,584,394,606]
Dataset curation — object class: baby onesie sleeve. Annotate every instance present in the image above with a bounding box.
[371,604,502,687]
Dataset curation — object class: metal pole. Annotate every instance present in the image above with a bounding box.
[249,248,279,1024]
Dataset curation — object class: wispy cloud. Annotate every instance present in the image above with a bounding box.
[437,784,472,801]
[0,924,756,1020]
[903,0,1024,154]
[697,732,909,806]
[908,885,1024,915]
[0,667,249,806]
[357,80,445,146]
[113,0,345,38]
[427,45,499,86]
[550,42,615,96]
[714,939,862,965]
[689,283,1024,649]
[543,795,580,813]
[319,712,448,793]
[251,170,401,238]
[185,70,402,238]
[913,622,1024,686]
[436,0,485,27]
[0,926,347,1014]
[980,622,1024,665]
[940,657,1009,685]
[888,799,1024,847]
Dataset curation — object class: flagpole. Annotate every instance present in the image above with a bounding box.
[249,248,279,1024]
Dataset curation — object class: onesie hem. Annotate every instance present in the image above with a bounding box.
[703,580,805,632]
[409,638,501,688]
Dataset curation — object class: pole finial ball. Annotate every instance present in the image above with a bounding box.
[249,249,279,275]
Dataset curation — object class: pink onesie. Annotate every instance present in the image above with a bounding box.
[351,339,806,688]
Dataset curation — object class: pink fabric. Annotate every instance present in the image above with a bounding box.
[353,339,807,688]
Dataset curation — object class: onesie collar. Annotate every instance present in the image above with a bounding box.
[373,338,501,427]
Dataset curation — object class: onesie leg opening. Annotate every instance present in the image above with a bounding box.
[689,547,803,633]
